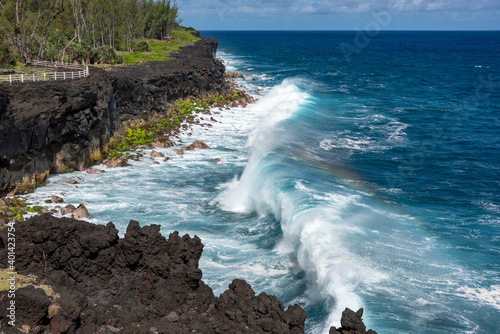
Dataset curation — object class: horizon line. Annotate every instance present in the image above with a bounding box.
[198,29,500,32]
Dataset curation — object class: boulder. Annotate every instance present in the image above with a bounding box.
[185,141,210,151]
[51,195,64,203]
[152,139,174,148]
[86,168,105,174]
[60,204,77,216]
[150,150,165,158]
[72,204,90,219]
[329,308,378,334]
[104,156,131,168]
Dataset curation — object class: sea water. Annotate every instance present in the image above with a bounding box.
[27,31,500,333]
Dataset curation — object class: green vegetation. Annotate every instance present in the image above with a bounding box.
[108,92,245,157]
[0,197,45,224]
[0,0,183,66]
[119,27,200,64]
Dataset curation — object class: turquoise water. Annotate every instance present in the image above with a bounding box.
[28,31,499,333]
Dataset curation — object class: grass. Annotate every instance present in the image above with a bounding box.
[107,91,247,158]
[0,64,59,75]
[118,27,200,64]
[0,270,58,297]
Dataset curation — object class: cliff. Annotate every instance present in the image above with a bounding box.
[0,38,228,197]
[0,214,306,333]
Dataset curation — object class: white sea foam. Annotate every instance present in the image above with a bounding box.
[214,78,390,332]
[457,285,500,310]
[215,78,309,213]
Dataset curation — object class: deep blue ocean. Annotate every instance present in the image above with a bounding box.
[28,31,499,333]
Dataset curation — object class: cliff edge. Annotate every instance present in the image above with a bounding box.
[0,38,228,197]
[0,214,306,334]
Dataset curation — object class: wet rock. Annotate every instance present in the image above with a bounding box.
[51,195,64,203]
[152,139,175,148]
[150,150,165,158]
[86,168,105,174]
[72,204,90,219]
[68,180,79,185]
[214,158,221,163]
[164,157,171,162]
[104,155,131,168]
[60,204,77,216]
[185,141,210,151]
[329,308,378,334]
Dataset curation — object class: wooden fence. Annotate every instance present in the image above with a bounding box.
[0,60,89,83]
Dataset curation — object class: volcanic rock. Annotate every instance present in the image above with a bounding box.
[60,204,77,216]
[0,215,308,334]
[51,195,64,203]
[185,140,210,151]
[104,155,131,168]
[86,168,105,174]
[72,204,89,219]
[329,308,378,334]
[150,150,165,158]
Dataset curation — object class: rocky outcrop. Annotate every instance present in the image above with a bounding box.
[329,308,378,334]
[109,38,227,123]
[0,214,306,333]
[0,66,115,196]
[0,38,228,197]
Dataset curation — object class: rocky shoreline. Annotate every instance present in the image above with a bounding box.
[0,38,228,197]
[0,36,379,334]
[0,214,376,334]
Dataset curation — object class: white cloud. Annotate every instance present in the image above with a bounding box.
[180,0,500,18]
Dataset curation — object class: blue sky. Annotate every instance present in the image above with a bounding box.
[179,0,500,30]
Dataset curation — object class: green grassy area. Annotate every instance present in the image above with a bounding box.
[118,27,200,64]
[108,91,246,157]
[0,64,59,75]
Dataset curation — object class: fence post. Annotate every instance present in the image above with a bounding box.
[44,73,46,81]
[33,73,35,82]
[63,72,66,80]
[9,74,12,83]
[21,74,24,83]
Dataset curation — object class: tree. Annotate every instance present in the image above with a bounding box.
[0,0,66,62]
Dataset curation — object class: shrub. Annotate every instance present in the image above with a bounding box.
[90,46,123,65]
[134,40,151,52]
[0,42,16,68]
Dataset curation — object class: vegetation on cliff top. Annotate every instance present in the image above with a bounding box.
[108,91,247,158]
[0,0,187,67]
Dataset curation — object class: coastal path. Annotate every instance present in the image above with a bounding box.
[0,60,89,84]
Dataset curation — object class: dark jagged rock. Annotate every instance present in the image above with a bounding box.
[0,38,228,197]
[109,38,227,123]
[0,66,115,196]
[329,308,378,334]
[0,214,307,333]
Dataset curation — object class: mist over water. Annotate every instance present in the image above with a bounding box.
[27,31,500,333]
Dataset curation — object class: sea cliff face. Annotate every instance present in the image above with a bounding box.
[0,38,227,197]
[0,214,307,333]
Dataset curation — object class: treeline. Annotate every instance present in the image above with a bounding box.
[0,0,181,66]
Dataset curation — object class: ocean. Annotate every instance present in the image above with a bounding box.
[27,31,499,333]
